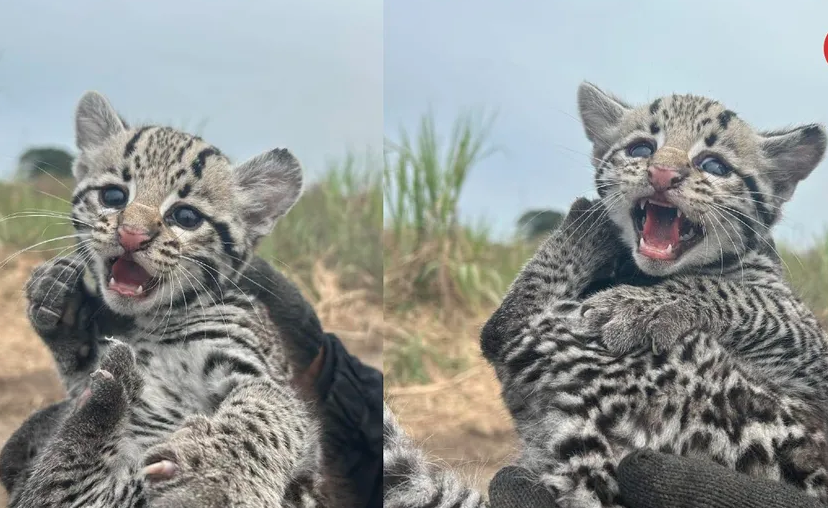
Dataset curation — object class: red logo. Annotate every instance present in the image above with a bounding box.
[824,33,828,64]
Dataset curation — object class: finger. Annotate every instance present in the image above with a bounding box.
[488,466,560,508]
[618,449,824,508]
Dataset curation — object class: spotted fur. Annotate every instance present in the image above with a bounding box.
[479,83,828,507]
[9,91,326,507]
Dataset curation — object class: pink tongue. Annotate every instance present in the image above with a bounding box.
[642,206,679,249]
[112,257,151,287]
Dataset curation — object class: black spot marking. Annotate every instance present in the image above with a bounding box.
[121,166,132,182]
[178,183,192,199]
[192,147,220,179]
[704,133,718,147]
[124,127,151,158]
[733,169,773,225]
[203,218,241,267]
[557,435,607,459]
[202,351,261,378]
[176,138,195,163]
[736,442,770,473]
[243,439,262,463]
[649,99,662,115]
[718,110,736,130]
[649,122,660,135]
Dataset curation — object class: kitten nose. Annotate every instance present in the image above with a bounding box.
[648,165,686,192]
[117,225,152,252]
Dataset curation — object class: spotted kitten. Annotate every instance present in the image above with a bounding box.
[9,91,325,508]
[480,82,828,507]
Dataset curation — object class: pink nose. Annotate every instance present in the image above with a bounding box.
[117,225,152,252]
[648,165,685,192]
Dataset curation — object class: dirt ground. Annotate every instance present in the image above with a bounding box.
[384,309,518,495]
[0,256,382,507]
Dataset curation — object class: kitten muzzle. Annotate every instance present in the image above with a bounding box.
[107,254,158,298]
[633,198,703,261]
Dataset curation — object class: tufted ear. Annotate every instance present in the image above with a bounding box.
[75,91,127,152]
[759,123,827,201]
[234,148,304,240]
[577,81,631,153]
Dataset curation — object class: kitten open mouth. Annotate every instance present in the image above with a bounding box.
[107,255,158,298]
[632,198,704,261]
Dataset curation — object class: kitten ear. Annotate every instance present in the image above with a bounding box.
[577,81,631,147]
[759,124,826,201]
[75,91,127,151]
[234,148,303,239]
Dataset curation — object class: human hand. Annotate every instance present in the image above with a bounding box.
[488,450,825,508]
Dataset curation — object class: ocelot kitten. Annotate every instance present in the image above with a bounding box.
[382,82,828,508]
[479,83,828,507]
[8,91,325,508]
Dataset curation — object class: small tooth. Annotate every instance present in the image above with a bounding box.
[639,237,646,249]
[677,209,683,218]
[109,277,116,287]
[137,285,143,294]
[640,201,646,209]
[666,244,673,254]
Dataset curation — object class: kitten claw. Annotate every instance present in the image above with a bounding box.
[143,460,179,481]
[91,369,114,381]
[77,386,92,408]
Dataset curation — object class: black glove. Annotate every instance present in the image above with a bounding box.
[488,466,560,507]
[237,256,327,370]
[617,449,825,508]
[488,450,826,508]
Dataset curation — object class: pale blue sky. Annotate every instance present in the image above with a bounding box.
[384,0,828,247]
[0,0,382,181]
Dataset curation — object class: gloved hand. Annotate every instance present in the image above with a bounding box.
[488,449,826,508]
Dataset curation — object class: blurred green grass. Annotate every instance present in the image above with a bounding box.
[0,153,382,299]
[383,111,533,316]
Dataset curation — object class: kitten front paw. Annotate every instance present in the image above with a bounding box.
[96,339,143,403]
[142,415,211,480]
[580,289,693,355]
[25,256,86,337]
[69,363,138,434]
[142,417,234,508]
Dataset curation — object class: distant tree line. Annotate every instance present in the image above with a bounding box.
[15,146,75,180]
[517,209,564,240]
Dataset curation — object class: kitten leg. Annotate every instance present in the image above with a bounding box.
[142,376,317,508]
[481,197,623,365]
[8,340,143,508]
[25,255,99,397]
[0,400,70,498]
[482,199,630,507]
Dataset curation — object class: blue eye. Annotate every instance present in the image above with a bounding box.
[699,157,731,177]
[170,206,203,230]
[627,141,655,158]
[100,186,127,208]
